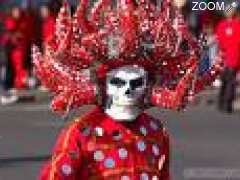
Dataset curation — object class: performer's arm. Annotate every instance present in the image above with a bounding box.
[40,123,82,180]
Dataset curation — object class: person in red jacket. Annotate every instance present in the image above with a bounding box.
[1,6,27,105]
[39,5,55,46]
[4,6,28,89]
[215,4,240,113]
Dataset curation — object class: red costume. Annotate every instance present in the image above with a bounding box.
[33,0,223,179]
[40,107,169,179]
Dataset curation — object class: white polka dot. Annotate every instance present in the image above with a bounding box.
[140,172,149,180]
[61,164,72,176]
[152,175,159,180]
[121,175,130,180]
[226,28,233,36]
[152,144,160,156]
[93,150,104,162]
[232,2,238,8]
[95,127,104,137]
[140,126,148,136]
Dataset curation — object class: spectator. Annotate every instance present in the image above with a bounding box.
[39,5,55,46]
[0,6,27,105]
[215,4,240,113]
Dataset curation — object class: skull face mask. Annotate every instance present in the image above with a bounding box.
[105,65,147,121]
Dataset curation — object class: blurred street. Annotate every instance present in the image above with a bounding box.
[0,91,239,180]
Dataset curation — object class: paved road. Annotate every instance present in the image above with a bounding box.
[0,94,239,180]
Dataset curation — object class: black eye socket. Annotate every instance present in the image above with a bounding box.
[110,77,126,87]
[130,77,144,90]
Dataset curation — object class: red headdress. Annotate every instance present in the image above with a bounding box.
[32,0,222,115]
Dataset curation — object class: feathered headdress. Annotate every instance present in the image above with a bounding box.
[32,0,222,115]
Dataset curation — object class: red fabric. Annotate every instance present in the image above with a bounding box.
[4,17,17,31]
[23,13,37,45]
[39,107,170,179]
[42,16,55,44]
[4,14,28,47]
[216,18,240,70]
[11,48,27,89]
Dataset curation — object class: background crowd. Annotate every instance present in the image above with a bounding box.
[0,0,239,113]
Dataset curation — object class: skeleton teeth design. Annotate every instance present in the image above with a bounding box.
[105,65,147,121]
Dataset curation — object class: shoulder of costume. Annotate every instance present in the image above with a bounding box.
[65,106,105,128]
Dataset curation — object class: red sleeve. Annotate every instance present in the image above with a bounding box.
[43,17,56,44]
[39,123,82,180]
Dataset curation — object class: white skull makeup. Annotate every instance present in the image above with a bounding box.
[105,65,147,121]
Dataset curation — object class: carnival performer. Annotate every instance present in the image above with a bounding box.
[32,0,222,179]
